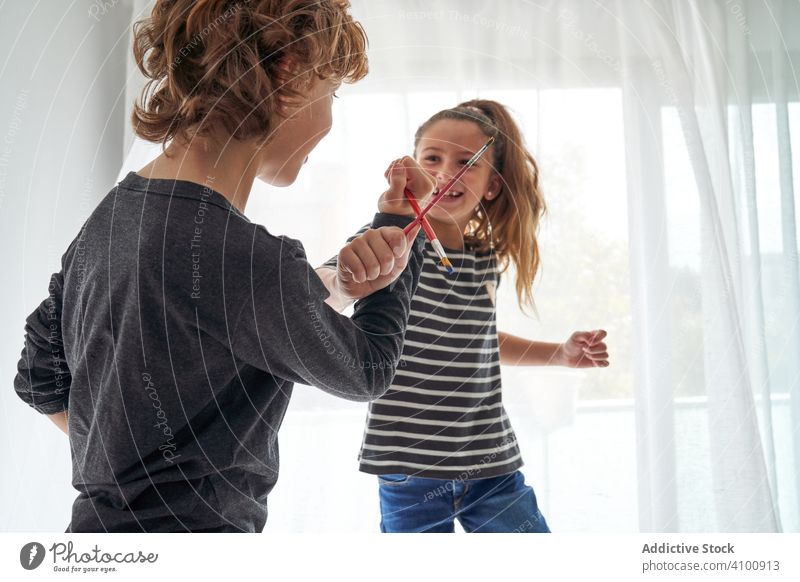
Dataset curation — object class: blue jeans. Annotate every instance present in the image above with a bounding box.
[377,470,550,533]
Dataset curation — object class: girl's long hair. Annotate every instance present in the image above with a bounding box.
[414,99,546,312]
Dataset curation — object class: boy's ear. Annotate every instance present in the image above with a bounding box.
[277,56,297,71]
[274,57,299,83]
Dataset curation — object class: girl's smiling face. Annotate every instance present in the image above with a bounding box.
[415,119,500,230]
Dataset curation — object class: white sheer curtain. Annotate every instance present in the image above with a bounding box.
[246,0,799,533]
[247,0,795,533]
[610,0,798,533]
[3,0,796,533]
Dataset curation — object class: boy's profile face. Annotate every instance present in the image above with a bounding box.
[257,77,340,187]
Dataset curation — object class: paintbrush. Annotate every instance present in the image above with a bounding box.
[403,188,453,274]
[403,136,495,235]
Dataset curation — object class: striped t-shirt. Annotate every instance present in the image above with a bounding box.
[325,230,523,480]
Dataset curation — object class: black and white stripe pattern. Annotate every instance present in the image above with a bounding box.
[324,227,523,479]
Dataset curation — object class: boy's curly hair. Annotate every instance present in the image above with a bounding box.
[131,0,368,148]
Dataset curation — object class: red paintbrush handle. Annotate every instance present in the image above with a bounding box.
[403,137,494,234]
[403,188,437,241]
[403,164,468,234]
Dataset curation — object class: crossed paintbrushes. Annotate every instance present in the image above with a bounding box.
[402,137,495,274]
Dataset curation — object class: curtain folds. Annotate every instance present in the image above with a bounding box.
[112,0,800,533]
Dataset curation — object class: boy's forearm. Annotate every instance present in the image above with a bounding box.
[294,232,424,401]
[48,410,69,435]
[498,331,565,366]
[344,216,425,397]
[237,213,425,402]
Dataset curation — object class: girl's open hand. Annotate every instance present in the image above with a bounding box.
[557,330,609,368]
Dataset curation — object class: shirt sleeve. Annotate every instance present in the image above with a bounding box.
[233,213,425,402]
[14,269,72,415]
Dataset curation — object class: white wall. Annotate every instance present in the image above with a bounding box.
[0,0,133,531]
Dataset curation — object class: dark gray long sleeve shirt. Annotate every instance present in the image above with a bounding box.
[14,171,424,532]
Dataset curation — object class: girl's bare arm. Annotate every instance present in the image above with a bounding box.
[498,330,609,368]
[498,332,564,366]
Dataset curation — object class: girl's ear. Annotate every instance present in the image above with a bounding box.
[485,173,502,200]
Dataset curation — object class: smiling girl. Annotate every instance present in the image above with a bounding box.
[323,99,610,533]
